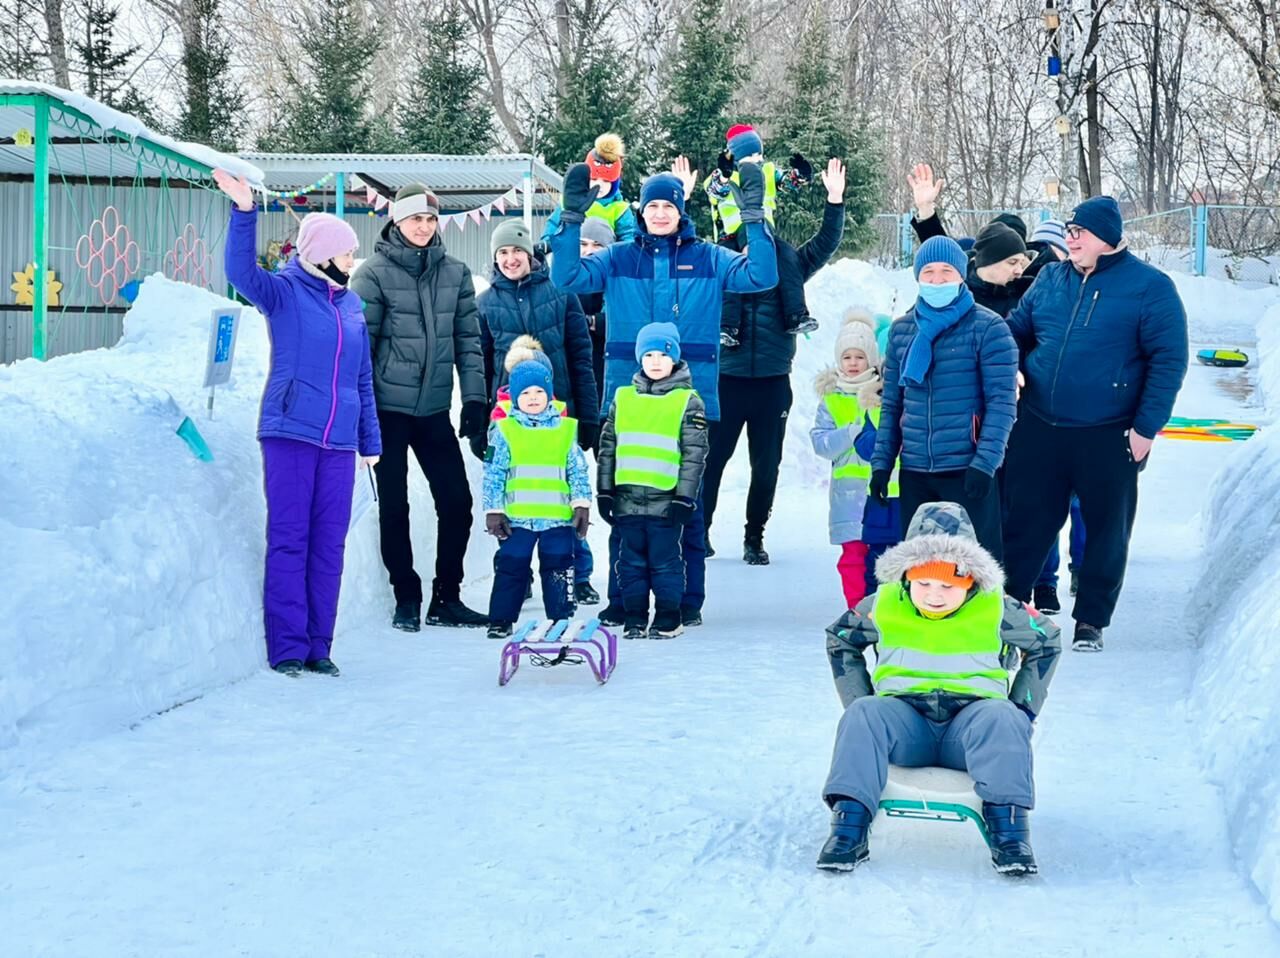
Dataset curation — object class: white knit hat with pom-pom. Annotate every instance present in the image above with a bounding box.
[834,308,880,368]
[504,334,554,374]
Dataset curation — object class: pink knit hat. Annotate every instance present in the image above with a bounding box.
[296,213,358,265]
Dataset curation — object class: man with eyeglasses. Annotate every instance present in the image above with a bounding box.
[1000,196,1188,653]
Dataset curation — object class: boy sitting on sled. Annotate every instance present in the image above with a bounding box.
[818,501,1061,875]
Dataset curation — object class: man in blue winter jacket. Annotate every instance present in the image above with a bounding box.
[1002,196,1188,653]
[549,162,778,625]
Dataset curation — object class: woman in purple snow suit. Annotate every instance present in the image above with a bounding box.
[215,169,382,678]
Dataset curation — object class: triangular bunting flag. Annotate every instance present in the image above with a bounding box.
[494,196,507,215]
[366,187,377,204]
[481,203,493,221]
[469,209,483,225]
[374,194,389,211]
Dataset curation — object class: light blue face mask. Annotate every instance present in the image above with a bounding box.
[918,281,962,308]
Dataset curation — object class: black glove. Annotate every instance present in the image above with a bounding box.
[868,470,890,507]
[577,420,600,454]
[728,161,766,224]
[468,430,488,461]
[485,513,511,540]
[666,497,696,525]
[716,150,735,177]
[596,494,614,525]
[789,152,813,182]
[572,505,590,539]
[458,400,488,439]
[963,466,993,500]
[560,162,595,223]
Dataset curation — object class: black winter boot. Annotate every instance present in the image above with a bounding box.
[426,594,489,628]
[785,312,820,335]
[305,658,340,677]
[681,608,703,627]
[392,602,421,632]
[487,622,513,640]
[1073,622,1104,653]
[743,534,770,566]
[598,603,625,627]
[649,607,684,640]
[1032,584,1060,614]
[982,803,1038,876]
[816,798,872,871]
[575,581,601,605]
[273,659,304,678]
[1069,566,1079,597]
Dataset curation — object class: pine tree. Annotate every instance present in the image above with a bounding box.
[260,0,378,153]
[0,1,43,80]
[770,10,882,253]
[71,0,155,118]
[660,0,742,230]
[397,4,493,153]
[175,0,245,151]
[539,38,658,201]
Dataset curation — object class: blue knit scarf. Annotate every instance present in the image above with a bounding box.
[899,285,976,387]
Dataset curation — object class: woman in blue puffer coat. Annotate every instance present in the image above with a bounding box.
[216,169,381,678]
[869,236,1018,561]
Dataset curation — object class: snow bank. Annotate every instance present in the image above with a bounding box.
[1192,319,1280,919]
[0,275,487,772]
[1168,272,1280,346]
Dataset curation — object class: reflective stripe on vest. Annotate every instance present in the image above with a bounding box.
[823,393,900,494]
[589,198,630,231]
[870,585,1008,700]
[710,162,779,236]
[497,416,577,520]
[614,387,692,490]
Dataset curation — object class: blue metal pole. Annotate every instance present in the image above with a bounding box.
[335,171,345,218]
[1194,205,1208,276]
[900,213,913,268]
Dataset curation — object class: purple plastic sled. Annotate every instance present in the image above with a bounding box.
[498,618,618,686]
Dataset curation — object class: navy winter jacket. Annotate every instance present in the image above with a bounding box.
[1005,248,1188,438]
[478,263,599,423]
[224,207,381,456]
[548,215,778,421]
[871,303,1018,477]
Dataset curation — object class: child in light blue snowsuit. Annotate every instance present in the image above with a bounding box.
[483,359,592,636]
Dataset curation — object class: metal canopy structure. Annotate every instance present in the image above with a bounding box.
[0,80,256,361]
[238,153,563,214]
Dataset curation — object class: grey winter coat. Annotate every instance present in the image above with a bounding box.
[478,262,599,423]
[350,221,486,417]
[826,502,1061,720]
[597,364,709,518]
[810,371,882,544]
[871,303,1018,477]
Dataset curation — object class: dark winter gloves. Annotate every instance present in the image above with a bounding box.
[868,470,891,507]
[716,151,735,178]
[963,466,994,500]
[468,430,488,461]
[666,497,696,525]
[578,420,600,454]
[458,401,489,439]
[727,161,767,224]
[789,153,813,183]
[559,163,596,224]
[485,513,511,541]
[596,494,614,525]
[572,506,590,539]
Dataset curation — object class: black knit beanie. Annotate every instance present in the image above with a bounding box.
[973,223,1027,268]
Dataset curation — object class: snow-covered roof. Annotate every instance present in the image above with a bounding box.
[0,80,262,184]
[240,152,563,210]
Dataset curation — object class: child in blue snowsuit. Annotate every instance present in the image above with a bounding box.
[482,358,592,638]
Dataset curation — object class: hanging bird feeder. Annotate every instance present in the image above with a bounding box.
[1043,5,1060,30]
[1054,115,1071,137]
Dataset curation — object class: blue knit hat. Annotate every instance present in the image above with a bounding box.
[1029,219,1068,254]
[509,359,554,404]
[635,321,682,364]
[913,235,969,280]
[1068,196,1123,248]
[639,173,686,217]
[726,123,763,160]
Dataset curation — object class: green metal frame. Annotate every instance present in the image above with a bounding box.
[2,90,225,360]
[879,798,992,847]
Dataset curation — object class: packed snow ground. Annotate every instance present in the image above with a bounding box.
[3,266,1280,955]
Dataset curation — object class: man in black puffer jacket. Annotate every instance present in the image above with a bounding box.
[351,183,489,631]
[702,159,847,565]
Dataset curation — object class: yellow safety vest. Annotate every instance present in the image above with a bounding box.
[498,416,577,521]
[823,392,900,494]
[707,162,779,237]
[613,387,692,490]
[870,585,1009,700]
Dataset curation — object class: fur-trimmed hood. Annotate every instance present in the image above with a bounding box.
[814,366,882,404]
[875,501,1005,592]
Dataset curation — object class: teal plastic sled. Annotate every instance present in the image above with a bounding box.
[878,765,992,847]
